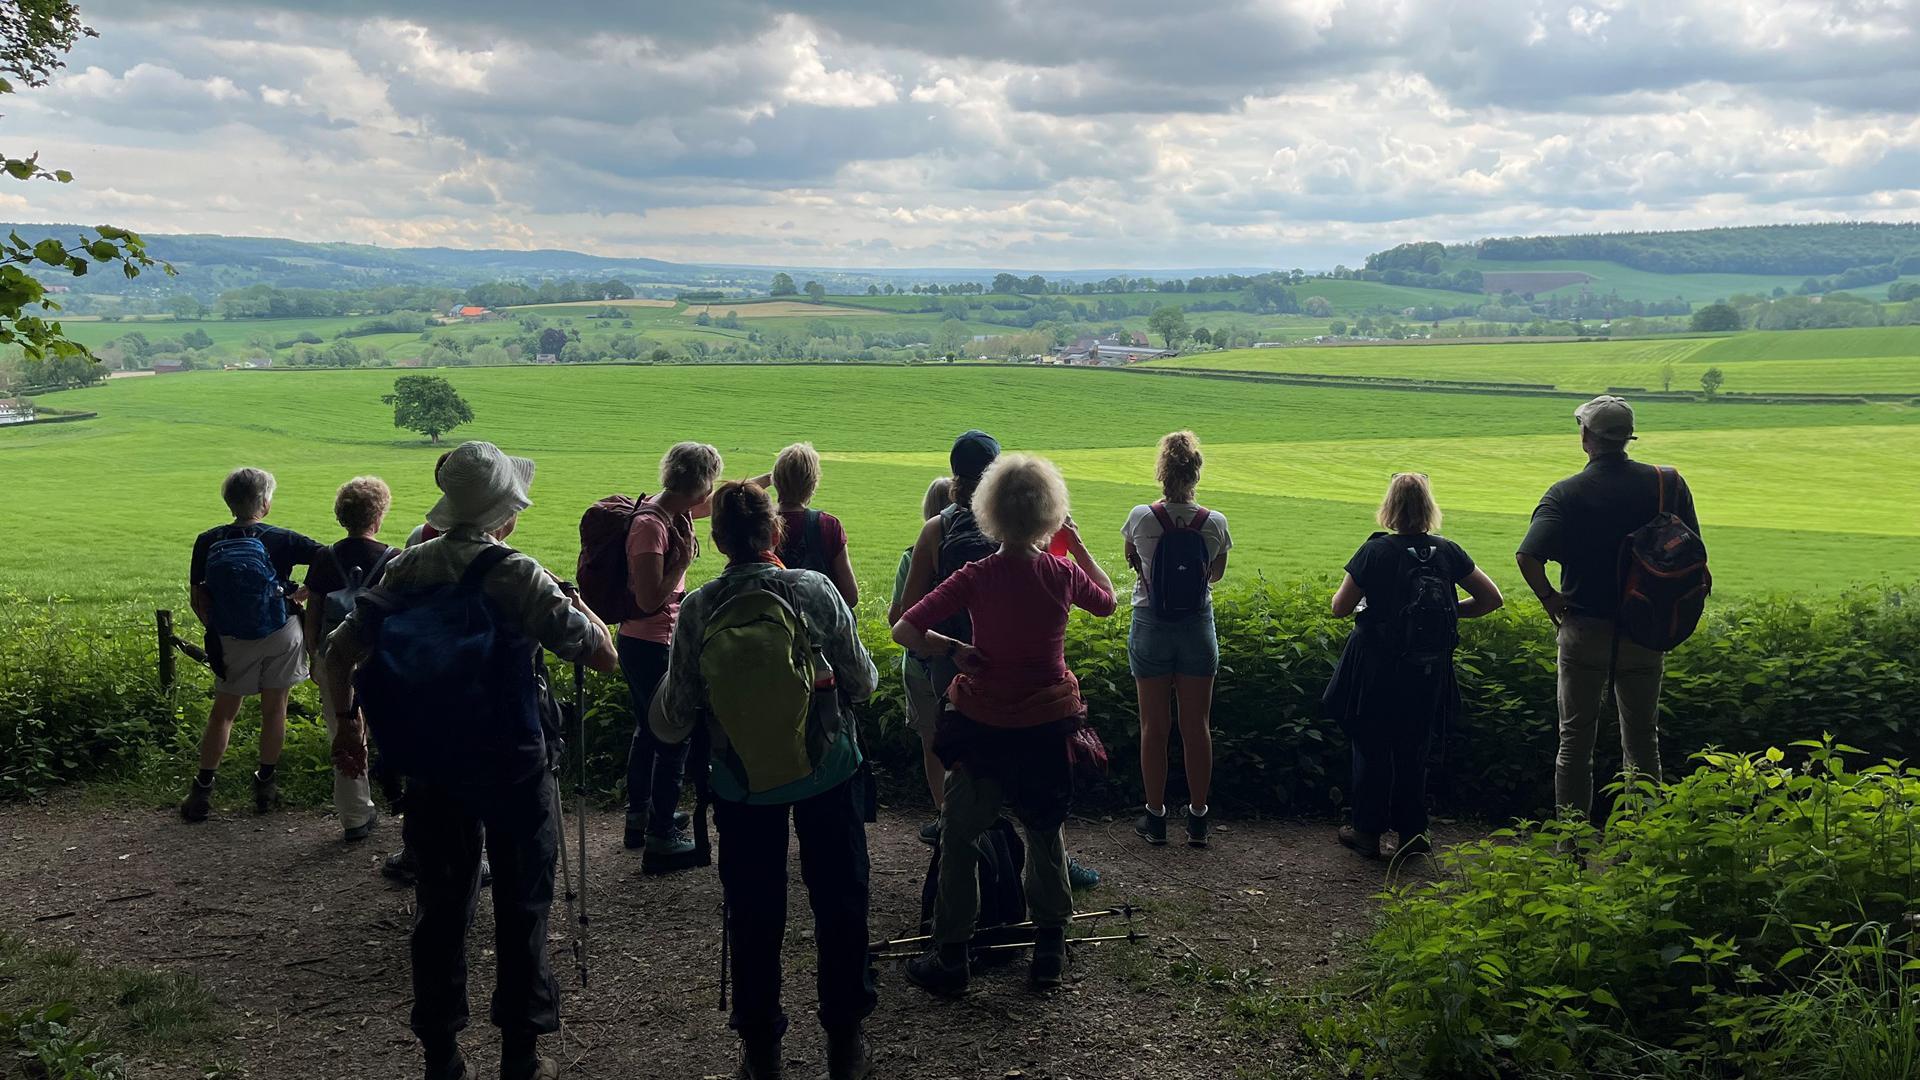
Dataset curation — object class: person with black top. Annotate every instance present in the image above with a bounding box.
[772,441,859,608]
[302,475,395,842]
[180,467,325,823]
[1516,395,1701,821]
[1327,472,1502,859]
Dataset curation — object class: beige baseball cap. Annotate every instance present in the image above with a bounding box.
[1574,395,1636,441]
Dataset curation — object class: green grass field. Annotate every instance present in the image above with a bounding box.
[1449,258,1814,304]
[7,366,1916,621]
[1155,327,1920,394]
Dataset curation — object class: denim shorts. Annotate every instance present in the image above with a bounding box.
[1127,605,1219,679]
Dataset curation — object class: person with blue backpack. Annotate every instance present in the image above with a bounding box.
[653,480,879,1080]
[301,475,396,842]
[1122,431,1233,848]
[1324,472,1504,860]
[179,467,325,823]
[319,441,617,1080]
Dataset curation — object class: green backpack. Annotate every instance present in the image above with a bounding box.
[699,577,837,795]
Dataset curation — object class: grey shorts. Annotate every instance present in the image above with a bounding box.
[214,616,308,697]
[1127,605,1219,679]
[903,657,942,740]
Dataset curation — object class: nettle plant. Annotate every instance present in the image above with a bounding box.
[1310,737,1920,1079]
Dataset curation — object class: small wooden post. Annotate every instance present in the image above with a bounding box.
[156,609,176,696]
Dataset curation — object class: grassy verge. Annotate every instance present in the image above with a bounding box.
[0,931,229,1078]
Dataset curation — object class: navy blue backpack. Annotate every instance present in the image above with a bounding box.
[352,545,544,784]
[204,527,287,640]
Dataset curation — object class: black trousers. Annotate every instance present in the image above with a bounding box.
[405,770,559,1044]
[620,636,690,833]
[715,777,876,1040]
[1349,717,1432,839]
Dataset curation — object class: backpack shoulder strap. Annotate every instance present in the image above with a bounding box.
[365,545,397,585]
[1655,466,1673,515]
[1187,506,1210,531]
[804,509,823,558]
[460,543,516,590]
[1148,501,1176,533]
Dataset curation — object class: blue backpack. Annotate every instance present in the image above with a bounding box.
[1147,503,1213,620]
[352,544,544,784]
[204,527,287,640]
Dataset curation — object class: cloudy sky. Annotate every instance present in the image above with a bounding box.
[4,0,1918,268]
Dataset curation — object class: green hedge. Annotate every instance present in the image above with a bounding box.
[3,583,1916,817]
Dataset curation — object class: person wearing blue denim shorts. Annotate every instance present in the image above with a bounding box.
[1121,431,1232,848]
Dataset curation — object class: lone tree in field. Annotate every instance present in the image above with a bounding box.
[384,375,472,444]
[1690,302,1742,333]
[1660,359,1677,392]
[804,280,826,303]
[1700,366,1725,400]
[1148,305,1190,350]
[770,272,797,296]
[0,0,168,366]
[537,327,567,357]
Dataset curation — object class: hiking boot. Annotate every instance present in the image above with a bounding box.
[1030,926,1067,990]
[904,944,969,997]
[1134,809,1168,846]
[735,1033,783,1080]
[500,1053,558,1080]
[1185,805,1212,848]
[918,819,943,847]
[825,1026,872,1080]
[423,1046,467,1080]
[1068,857,1100,891]
[252,771,278,814]
[641,828,699,875]
[383,847,419,886]
[179,777,214,823]
[1337,824,1382,859]
[343,809,379,843]
[625,810,691,850]
[1384,833,1433,859]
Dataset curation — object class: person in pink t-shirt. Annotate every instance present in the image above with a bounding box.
[892,454,1116,996]
[620,441,722,865]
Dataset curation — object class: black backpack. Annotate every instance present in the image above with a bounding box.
[1392,542,1459,668]
[919,817,1028,965]
[1617,466,1710,652]
[778,509,830,574]
[930,503,996,643]
[1147,502,1213,619]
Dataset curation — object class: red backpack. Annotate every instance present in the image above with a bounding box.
[1616,466,1710,652]
[576,494,685,624]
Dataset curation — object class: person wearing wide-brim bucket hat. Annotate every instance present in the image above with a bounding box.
[425,440,536,535]
[319,439,617,1080]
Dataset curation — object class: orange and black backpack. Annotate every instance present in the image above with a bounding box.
[1616,466,1710,652]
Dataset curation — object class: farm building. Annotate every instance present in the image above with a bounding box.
[446,305,496,320]
[0,398,34,425]
[1052,342,1176,365]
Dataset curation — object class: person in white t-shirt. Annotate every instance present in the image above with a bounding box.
[1120,431,1232,848]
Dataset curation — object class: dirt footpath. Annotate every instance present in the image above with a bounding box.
[0,800,1462,1079]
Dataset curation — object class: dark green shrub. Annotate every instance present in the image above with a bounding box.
[3,585,1916,820]
[1300,739,1920,1078]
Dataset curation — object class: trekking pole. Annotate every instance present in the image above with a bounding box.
[573,658,590,988]
[868,904,1144,953]
[550,777,583,987]
[870,929,1149,961]
[718,896,730,1012]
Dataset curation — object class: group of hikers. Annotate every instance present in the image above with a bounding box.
[174,393,1706,1080]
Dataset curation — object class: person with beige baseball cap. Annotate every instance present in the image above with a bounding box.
[1516,397,1703,822]
[320,440,616,1080]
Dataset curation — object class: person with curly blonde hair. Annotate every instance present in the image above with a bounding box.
[1122,431,1233,849]
[303,475,396,841]
[893,453,1117,995]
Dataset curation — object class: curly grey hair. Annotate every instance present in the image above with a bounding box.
[974,454,1070,551]
[659,441,724,497]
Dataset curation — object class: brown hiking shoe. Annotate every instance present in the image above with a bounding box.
[1337,824,1382,859]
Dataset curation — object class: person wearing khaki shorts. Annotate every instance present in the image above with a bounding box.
[1517,395,1701,822]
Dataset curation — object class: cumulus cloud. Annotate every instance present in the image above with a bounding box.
[0,0,1914,266]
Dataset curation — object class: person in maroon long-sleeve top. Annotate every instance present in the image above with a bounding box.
[891,453,1117,995]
